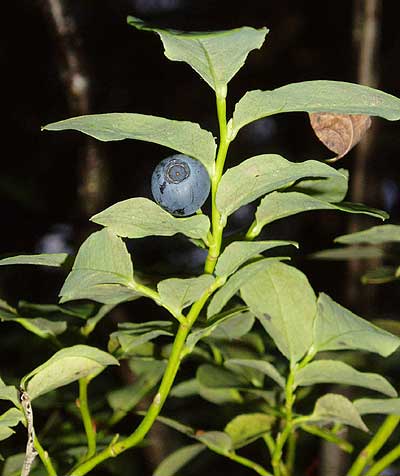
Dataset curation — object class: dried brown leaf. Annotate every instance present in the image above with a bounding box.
[309,112,371,162]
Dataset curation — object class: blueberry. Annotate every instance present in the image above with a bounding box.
[151,154,211,216]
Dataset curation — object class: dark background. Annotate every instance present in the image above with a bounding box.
[1,1,400,475]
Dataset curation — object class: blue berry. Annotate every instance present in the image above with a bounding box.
[151,154,211,216]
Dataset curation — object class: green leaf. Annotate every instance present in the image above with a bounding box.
[43,113,216,174]
[81,304,116,336]
[0,378,19,407]
[308,393,368,432]
[354,398,400,415]
[171,378,243,404]
[0,408,23,428]
[59,229,140,304]
[128,16,268,95]
[224,413,274,448]
[196,431,232,454]
[0,315,67,339]
[313,293,400,357]
[154,444,205,476]
[91,198,210,241]
[0,427,15,443]
[230,80,400,139]
[207,258,285,318]
[215,240,298,277]
[186,308,252,352]
[217,155,347,219]
[208,312,255,340]
[294,360,397,397]
[197,364,247,389]
[108,360,165,420]
[158,275,215,316]
[311,246,384,260]
[225,359,285,388]
[251,191,388,236]
[241,261,317,363]
[361,266,399,284]
[1,454,32,476]
[335,224,400,245]
[21,345,119,400]
[111,321,174,356]
[291,168,349,203]
[0,303,67,339]
[0,253,67,267]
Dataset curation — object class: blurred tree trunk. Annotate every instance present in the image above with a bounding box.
[39,0,107,219]
[320,2,382,476]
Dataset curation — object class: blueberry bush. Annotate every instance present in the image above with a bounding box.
[2,17,400,476]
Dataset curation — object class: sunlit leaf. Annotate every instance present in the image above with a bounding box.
[354,398,400,415]
[59,229,140,304]
[128,16,267,95]
[215,240,298,277]
[217,155,347,218]
[197,364,247,389]
[295,360,397,397]
[251,191,387,236]
[207,258,284,318]
[335,224,400,245]
[224,413,274,448]
[44,113,216,174]
[311,246,384,260]
[313,293,400,357]
[225,359,285,388]
[0,378,19,407]
[241,262,317,363]
[158,275,215,316]
[197,431,232,454]
[308,393,368,432]
[21,345,119,400]
[186,309,252,352]
[291,167,349,203]
[230,81,400,139]
[0,254,67,267]
[91,198,210,241]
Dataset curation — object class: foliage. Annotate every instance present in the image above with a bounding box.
[2,15,400,476]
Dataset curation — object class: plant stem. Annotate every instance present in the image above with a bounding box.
[365,440,400,476]
[347,415,400,476]
[301,424,353,453]
[272,368,296,476]
[34,435,57,476]
[70,282,219,476]
[227,452,273,476]
[78,377,97,460]
[285,430,297,475]
[71,90,230,476]
[204,93,230,274]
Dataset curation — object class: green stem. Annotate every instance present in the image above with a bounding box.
[347,415,400,476]
[272,368,296,476]
[301,424,353,453]
[204,93,230,274]
[245,220,261,240]
[365,441,400,476]
[70,282,219,476]
[78,377,97,460]
[227,452,273,476]
[34,435,57,476]
[285,430,297,475]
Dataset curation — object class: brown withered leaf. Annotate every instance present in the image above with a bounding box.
[309,112,371,162]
